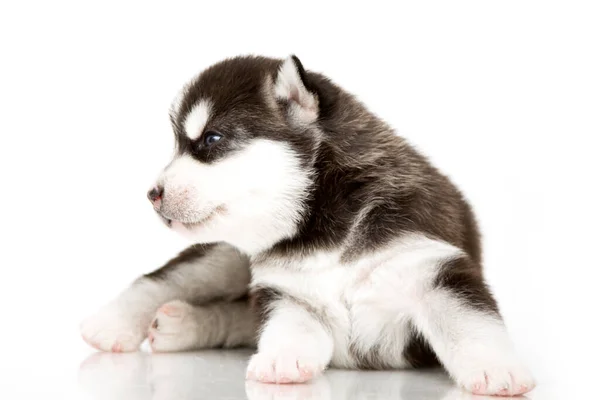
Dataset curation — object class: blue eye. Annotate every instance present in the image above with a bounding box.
[203,131,223,146]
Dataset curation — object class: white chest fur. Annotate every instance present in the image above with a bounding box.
[249,235,460,367]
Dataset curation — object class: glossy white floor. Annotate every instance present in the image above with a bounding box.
[77,349,457,400]
[1,333,587,400]
[74,348,560,400]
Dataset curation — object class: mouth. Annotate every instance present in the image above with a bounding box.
[158,205,226,230]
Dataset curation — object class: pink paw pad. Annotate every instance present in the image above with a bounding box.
[470,373,488,395]
[514,384,531,395]
[468,374,534,396]
[299,368,314,381]
[111,342,123,353]
[471,383,485,394]
[157,304,181,317]
[246,353,324,385]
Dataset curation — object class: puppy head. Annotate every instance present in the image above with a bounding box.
[149,55,321,253]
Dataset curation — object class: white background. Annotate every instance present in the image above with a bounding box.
[1,1,598,398]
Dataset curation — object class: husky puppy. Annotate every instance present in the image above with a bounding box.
[81,55,535,396]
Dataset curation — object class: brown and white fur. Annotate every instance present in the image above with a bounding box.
[81,55,535,396]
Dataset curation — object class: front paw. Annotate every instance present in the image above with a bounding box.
[456,359,535,396]
[246,352,325,384]
[80,302,147,352]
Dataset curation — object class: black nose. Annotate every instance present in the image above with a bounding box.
[147,186,163,203]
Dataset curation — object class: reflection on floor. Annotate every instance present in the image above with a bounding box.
[78,350,526,400]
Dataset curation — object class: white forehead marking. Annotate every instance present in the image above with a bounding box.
[184,100,212,140]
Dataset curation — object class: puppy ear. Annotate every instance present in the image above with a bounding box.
[274,55,319,125]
